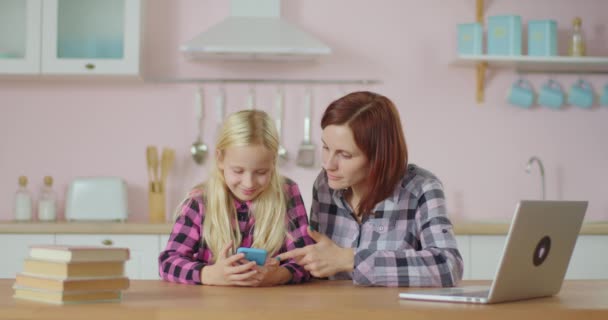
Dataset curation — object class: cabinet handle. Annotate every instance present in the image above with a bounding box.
[85,63,96,70]
[101,239,113,246]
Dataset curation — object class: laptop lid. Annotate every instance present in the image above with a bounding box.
[486,200,587,303]
[399,200,587,304]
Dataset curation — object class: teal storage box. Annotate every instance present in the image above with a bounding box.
[528,20,558,56]
[488,15,522,55]
[458,23,483,55]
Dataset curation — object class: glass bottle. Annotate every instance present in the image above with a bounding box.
[14,176,32,221]
[38,176,57,222]
[569,17,586,56]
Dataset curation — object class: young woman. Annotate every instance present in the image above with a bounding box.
[278,91,463,287]
[159,110,313,286]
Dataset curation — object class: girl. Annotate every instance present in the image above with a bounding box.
[278,91,464,287]
[159,110,313,286]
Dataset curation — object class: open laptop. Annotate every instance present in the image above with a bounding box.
[399,200,588,304]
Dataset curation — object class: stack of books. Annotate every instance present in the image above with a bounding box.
[13,245,130,304]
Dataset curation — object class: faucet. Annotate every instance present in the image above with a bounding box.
[526,156,546,200]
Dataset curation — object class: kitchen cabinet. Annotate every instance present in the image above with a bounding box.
[0,234,55,278]
[468,235,506,280]
[455,235,471,280]
[0,0,141,75]
[55,234,160,280]
[159,235,170,252]
[1,223,606,280]
[566,235,608,279]
[466,235,608,280]
[0,0,41,74]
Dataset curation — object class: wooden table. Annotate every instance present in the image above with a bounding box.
[1,279,607,320]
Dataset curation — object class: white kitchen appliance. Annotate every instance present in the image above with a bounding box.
[181,0,332,60]
[65,177,128,221]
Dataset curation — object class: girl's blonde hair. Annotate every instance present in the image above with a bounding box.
[178,110,287,261]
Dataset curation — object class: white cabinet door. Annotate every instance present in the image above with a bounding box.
[159,235,170,251]
[566,236,608,279]
[41,0,141,75]
[55,234,159,280]
[0,234,55,278]
[455,235,471,280]
[469,235,506,280]
[0,0,42,74]
[157,235,170,279]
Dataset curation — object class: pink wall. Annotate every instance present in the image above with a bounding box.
[1,0,607,222]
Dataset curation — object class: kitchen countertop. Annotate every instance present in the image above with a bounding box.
[0,222,173,234]
[0,221,607,235]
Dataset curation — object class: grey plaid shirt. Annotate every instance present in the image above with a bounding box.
[310,164,463,287]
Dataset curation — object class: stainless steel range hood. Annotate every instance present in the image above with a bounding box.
[180,0,332,61]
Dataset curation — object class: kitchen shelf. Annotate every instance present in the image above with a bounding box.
[459,0,608,103]
[452,55,608,74]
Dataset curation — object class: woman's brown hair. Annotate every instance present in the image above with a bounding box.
[321,91,408,216]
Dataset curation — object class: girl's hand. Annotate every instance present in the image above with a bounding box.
[277,227,355,278]
[201,241,259,286]
[250,258,281,287]
[235,257,292,287]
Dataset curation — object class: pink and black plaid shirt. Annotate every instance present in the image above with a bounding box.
[311,164,464,287]
[159,177,313,285]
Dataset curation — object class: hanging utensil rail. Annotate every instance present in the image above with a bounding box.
[146,78,382,85]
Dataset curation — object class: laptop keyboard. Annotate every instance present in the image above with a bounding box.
[455,290,489,298]
[435,290,490,298]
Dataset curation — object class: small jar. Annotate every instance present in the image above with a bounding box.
[14,176,33,221]
[38,176,57,222]
[569,17,586,56]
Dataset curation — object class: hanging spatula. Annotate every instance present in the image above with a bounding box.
[275,86,288,165]
[296,87,316,167]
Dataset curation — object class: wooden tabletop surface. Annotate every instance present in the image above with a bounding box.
[1,279,607,320]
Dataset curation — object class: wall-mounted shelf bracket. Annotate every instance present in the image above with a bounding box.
[475,0,485,103]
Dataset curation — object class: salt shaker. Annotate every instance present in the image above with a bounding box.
[14,176,33,221]
[38,176,57,221]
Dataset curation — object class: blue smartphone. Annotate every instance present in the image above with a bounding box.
[236,247,267,266]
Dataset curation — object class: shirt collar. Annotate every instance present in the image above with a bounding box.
[233,199,253,211]
[331,187,349,210]
[328,168,411,214]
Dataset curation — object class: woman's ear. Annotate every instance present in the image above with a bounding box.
[216,150,224,170]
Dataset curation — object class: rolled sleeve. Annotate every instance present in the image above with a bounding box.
[277,179,314,284]
[158,198,207,285]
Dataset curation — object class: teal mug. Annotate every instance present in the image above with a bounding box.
[568,79,594,109]
[508,79,535,108]
[600,84,608,106]
[538,79,564,109]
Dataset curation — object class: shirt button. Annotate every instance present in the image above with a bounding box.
[378,225,384,232]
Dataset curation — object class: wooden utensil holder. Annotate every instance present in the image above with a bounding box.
[148,182,166,223]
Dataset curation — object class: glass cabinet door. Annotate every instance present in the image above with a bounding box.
[0,0,42,74]
[41,0,140,75]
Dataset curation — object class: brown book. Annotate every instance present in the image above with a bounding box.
[15,274,130,292]
[22,259,125,279]
[29,245,130,262]
[13,286,122,304]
